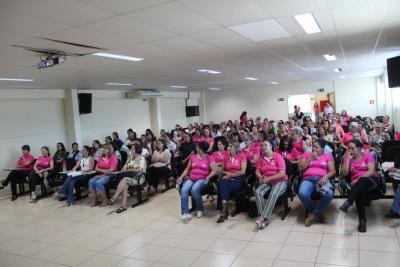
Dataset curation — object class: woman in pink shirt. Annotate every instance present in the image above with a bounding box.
[217,141,247,223]
[28,146,54,202]
[339,139,379,233]
[254,140,288,229]
[192,128,205,144]
[1,145,35,201]
[298,139,335,227]
[240,134,260,171]
[276,135,301,165]
[88,144,118,207]
[177,141,217,221]
[291,128,307,155]
[341,122,358,150]
[204,129,214,152]
[211,139,229,173]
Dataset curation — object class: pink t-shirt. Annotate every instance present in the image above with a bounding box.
[349,152,375,181]
[97,155,118,172]
[17,154,35,170]
[292,140,305,154]
[342,133,353,145]
[256,152,287,184]
[189,154,214,180]
[240,145,260,167]
[224,153,246,173]
[192,135,205,144]
[396,132,400,141]
[211,150,230,165]
[204,137,213,144]
[277,148,300,162]
[302,152,334,179]
[36,155,53,171]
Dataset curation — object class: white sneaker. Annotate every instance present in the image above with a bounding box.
[181,213,192,221]
[197,211,203,218]
[29,192,37,203]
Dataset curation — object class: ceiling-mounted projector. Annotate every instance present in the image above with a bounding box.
[38,55,66,69]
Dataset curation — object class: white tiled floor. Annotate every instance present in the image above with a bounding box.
[0,188,399,267]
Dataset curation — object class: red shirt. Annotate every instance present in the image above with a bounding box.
[17,154,35,170]
[97,155,118,172]
[256,153,287,184]
[240,145,260,167]
[276,148,300,162]
[224,154,246,173]
[36,156,53,171]
[212,150,230,165]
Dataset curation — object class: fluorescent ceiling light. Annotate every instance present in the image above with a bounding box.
[209,88,221,91]
[334,68,342,72]
[323,54,337,61]
[170,85,187,88]
[294,13,321,34]
[0,78,34,82]
[244,77,258,81]
[198,69,221,74]
[229,19,291,42]
[92,52,144,62]
[270,81,280,85]
[106,82,133,86]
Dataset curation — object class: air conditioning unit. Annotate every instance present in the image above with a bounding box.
[126,89,163,99]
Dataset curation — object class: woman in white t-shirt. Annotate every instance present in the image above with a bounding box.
[54,146,94,207]
[147,139,171,194]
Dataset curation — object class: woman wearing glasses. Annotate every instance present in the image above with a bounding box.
[339,139,380,233]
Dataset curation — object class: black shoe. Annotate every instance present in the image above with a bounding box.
[216,214,228,223]
[339,201,351,213]
[385,210,400,219]
[358,219,367,233]
[0,185,4,190]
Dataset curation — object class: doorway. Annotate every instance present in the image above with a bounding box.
[288,93,336,121]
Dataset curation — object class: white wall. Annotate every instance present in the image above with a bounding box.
[158,97,199,131]
[204,81,334,122]
[0,89,67,174]
[79,90,151,144]
[334,77,378,117]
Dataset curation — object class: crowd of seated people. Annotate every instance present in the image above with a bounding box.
[1,110,400,233]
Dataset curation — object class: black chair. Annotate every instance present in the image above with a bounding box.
[380,141,400,195]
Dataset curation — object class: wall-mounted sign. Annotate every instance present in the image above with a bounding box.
[278,98,284,102]
[317,88,325,92]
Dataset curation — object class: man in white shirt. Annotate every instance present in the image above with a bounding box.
[324,102,334,115]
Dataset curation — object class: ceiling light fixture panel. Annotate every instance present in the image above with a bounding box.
[294,13,321,34]
[0,78,34,82]
[334,68,342,72]
[323,54,337,61]
[198,69,221,74]
[244,77,258,81]
[106,82,133,86]
[170,85,187,88]
[270,81,280,85]
[92,52,144,62]
[209,87,221,90]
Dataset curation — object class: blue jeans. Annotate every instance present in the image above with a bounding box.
[298,177,333,217]
[391,188,400,214]
[88,176,110,191]
[217,175,245,201]
[180,179,206,215]
[58,175,85,204]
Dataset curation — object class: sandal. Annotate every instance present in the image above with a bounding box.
[116,207,127,213]
[108,198,115,205]
[255,218,268,230]
[216,214,228,223]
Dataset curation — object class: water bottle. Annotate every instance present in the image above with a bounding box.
[62,160,67,172]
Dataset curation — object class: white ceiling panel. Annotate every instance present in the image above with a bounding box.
[151,36,213,53]
[77,0,171,13]
[0,9,67,38]
[84,15,176,44]
[2,0,116,27]
[229,19,291,41]
[178,0,271,26]
[256,0,327,17]
[116,43,179,59]
[44,27,134,50]
[126,2,219,34]
[326,0,390,10]
[188,28,251,47]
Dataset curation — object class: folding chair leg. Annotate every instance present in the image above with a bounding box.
[281,198,291,220]
[132,185,149,208]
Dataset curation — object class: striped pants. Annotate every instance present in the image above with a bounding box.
[255,181,287,220]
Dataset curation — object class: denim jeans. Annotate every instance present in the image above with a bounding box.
[58,175,85,204]
[391,188,400,214]
[88,176,110,191]
[217,175,245,201]
[180,179,206,215]
[298,177,333,217]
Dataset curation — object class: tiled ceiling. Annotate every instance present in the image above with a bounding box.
[0,0,399,91]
